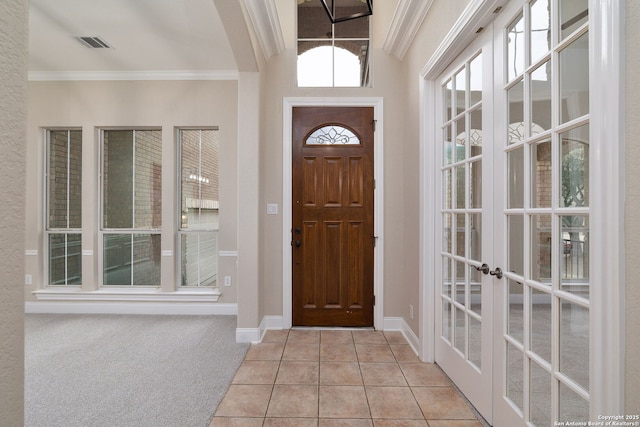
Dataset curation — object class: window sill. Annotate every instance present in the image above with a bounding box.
[33,287,222,302]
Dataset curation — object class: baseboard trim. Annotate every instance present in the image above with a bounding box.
[260,315,284,335]
[255,315,284,342]
[25,301,237,316]
[235,316,284,343]
[383,316,420,357]
[235,328,262,343]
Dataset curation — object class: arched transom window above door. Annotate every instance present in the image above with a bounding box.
[297,0,371,88]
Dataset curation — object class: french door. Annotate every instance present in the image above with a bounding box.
[435,25,496,421]
[435,1,591,425]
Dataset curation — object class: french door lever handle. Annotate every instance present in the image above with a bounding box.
[475,263,490,275]
[490,267,503,279]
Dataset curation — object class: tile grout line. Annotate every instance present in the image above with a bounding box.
[316,331,320,421]
[355,331,375,422]
[264,329,288,423]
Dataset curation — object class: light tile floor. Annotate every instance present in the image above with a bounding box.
[211,329,485,427]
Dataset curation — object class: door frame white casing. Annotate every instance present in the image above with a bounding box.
[282,97,384,330]
[418,0,625,417]
[587,0,625,416]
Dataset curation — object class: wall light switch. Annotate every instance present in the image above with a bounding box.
[25,274,32,285]
[266,204,279,215]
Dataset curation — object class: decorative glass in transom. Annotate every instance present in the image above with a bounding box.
[306,125,360,145]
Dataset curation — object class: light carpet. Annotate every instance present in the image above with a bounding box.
[25,314,249,427]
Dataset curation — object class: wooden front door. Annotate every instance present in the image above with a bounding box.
[292,106,375,327]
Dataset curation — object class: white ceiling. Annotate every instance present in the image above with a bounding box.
[27,0,431,79]
[28,0,238,74]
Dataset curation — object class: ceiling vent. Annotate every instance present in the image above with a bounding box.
[76,36,111,49]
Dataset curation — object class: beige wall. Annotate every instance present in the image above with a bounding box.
[25,80,239,301]
[625,0,640,414]
[257,0,474,337]
[259,0,410,327]
[399,0,474,334]
[0,0,27,424]
[237,72,262,328]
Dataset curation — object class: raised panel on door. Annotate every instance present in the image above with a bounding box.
[302,221,319,309]
[323,220,343,308]
[348,157,364,206]
[347,220,364,309]
[302,157,319,206]
[323,158,343,207]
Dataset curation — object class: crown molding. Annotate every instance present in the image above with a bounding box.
[383,0,434,60]
[242,0,285,60]
[28,70,240,82]
[420,0,506,79]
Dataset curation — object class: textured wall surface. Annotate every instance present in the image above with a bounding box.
[0,0,27,424]
[625,0,640,415]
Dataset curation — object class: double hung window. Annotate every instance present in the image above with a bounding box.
[101,130,162,286]
[46,129,82,285]
[178,129,220,287]
[44,127,221,291]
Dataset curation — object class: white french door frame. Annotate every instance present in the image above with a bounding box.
[281,97,385,331]
[419,0,625,420]
[429,25,497,423]
[587,0,625,416]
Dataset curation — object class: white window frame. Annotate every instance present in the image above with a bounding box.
[296,3,372,88]
[44,128,83,287]
[34,125,223,307]
[176,127,220,288]
[98,128,163,288]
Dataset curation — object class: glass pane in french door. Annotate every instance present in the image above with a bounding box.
[441,53,485,369]
[498,1,591,425]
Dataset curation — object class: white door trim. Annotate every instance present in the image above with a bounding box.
[282,97,384,330]
[418,76,437,363]
[588,0,625,416]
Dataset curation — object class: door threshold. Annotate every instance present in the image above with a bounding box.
[290,326,376,331]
